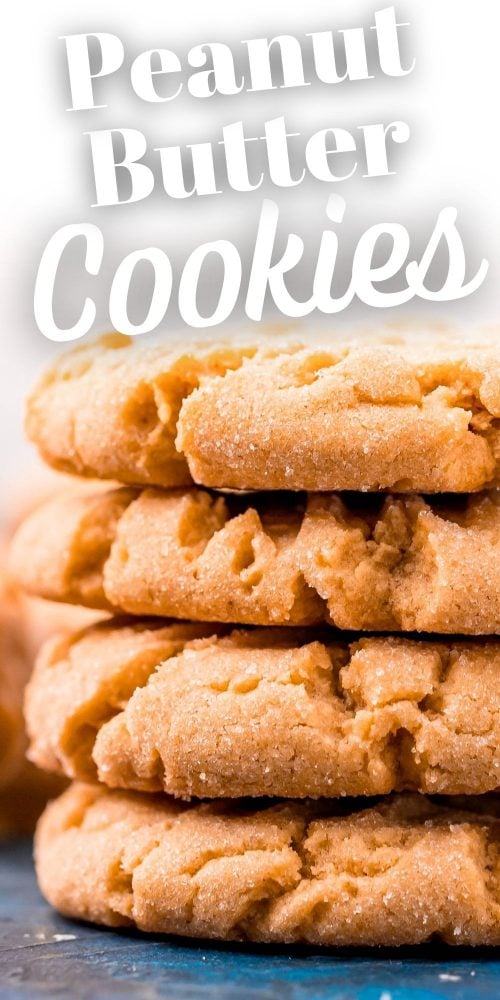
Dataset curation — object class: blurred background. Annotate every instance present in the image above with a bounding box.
[1,0,499,494]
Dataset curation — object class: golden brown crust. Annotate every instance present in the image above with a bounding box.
[26,620,500,797]
[10,488,138,612]
[25,334,277,488]
[35,783,500,945]
[26,335,500,493]
[178,341,500,492]
[11,486,500,633]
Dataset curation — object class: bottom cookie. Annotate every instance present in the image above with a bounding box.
[36,784,500,946]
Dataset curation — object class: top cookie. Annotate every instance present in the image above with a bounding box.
[27,333,500,492]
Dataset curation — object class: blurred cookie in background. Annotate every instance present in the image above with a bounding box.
[0,462,106,837]
[0,571,31,792]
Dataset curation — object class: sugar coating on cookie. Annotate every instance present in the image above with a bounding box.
[26,619,500,797]
[177,340,500,492]
[26,333,500,493]
[35,783,500,945]
[25,334,285,488]
[11,486,500,633]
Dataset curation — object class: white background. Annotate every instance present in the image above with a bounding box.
[1,0,499,488]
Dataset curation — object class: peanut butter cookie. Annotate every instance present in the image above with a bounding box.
[26,620,500,797]
[35,783,500,945]
[27,334,500,492]
[11,487,500,632]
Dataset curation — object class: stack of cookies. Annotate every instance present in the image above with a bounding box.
[10,332,500,947]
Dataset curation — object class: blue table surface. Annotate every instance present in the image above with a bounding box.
[0,839,498,1000]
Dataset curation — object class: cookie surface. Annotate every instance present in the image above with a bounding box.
[36,783,500,945]
[26,334,277,488]
[27,334,500,493]
[11,486,500,633]
[26,619,500,797]
[178,339,500,492]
